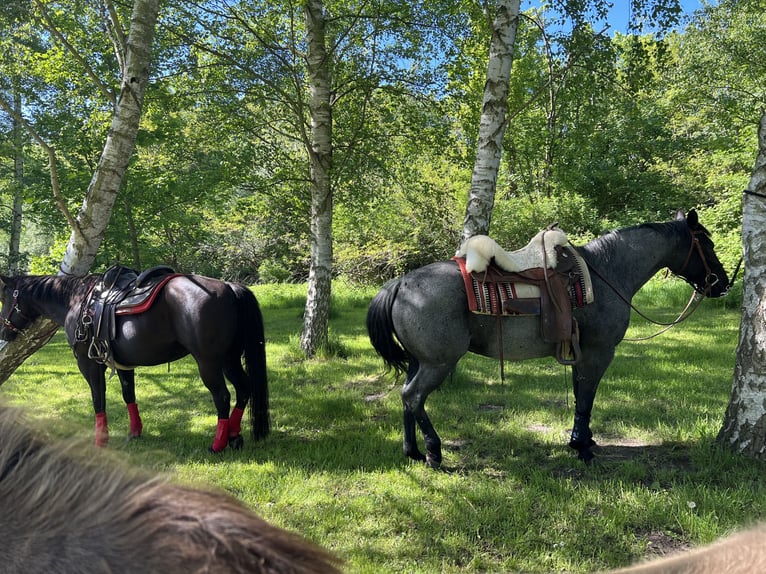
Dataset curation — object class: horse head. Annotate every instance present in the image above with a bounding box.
[0,276,38,341]
[673,209,729,298]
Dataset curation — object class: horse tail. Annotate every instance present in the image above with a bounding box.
[366,278,410,377]
[231,284,270,440]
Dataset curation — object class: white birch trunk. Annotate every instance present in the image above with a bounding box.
[9,88,23,275]
[0,0,160,383]
[300,0,333,358]
[717,112,766,457]
[461,0,521,243]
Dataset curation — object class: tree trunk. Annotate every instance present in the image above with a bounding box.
[0,0,160,384]
[717,111,766,457]
[460,0,521,243]
[9,87,23,274]
[300,0,333,358]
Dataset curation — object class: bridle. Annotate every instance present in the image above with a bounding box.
[578,225,735,340]
[676,228,721,297]
[1,287,34,336]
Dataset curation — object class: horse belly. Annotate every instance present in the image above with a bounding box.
[468,315,555,361]
[111,316,188,367]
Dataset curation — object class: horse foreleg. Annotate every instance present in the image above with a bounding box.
[569,350,613,462]
[95,411,108,447]
[78,356,109,447]
[118,369,143,438]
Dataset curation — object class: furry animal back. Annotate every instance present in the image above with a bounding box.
[456,227,569,273]
[0,404,341,574]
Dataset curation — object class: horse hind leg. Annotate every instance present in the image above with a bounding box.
[223,359,250,450]
[401,362,453,469]
[197,361,233,453]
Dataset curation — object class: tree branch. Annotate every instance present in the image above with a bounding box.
[0,94,85,241]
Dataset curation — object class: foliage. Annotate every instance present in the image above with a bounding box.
[0,0,756,282]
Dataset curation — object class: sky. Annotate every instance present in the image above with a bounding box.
[521,1,708,35]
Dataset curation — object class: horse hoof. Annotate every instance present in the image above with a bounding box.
[426,454,442,470]
[577,449,595,464]
[228,435,244,450]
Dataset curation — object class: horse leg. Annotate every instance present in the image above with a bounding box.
[76,355,109,447]
[223,359,249,450]
[401,362,453,469]
[568,349,614,463]
[117,369,142,438]
[198,360,232,453]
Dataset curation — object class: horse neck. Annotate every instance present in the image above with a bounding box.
[582,222,688,298]
[21,275,94,326]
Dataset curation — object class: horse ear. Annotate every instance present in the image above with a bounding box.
[674,209,686,221]
[686,209,699,227]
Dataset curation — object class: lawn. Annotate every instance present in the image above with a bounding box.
[1,277,762,573]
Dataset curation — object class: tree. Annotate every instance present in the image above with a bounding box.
[0,0,160,382]
[300,0,333,357]
[717,113,766,456]
[461,0,521,242]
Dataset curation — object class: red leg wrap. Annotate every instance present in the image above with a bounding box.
[229,407,244,438]
[211,419,229,452]
[126,402,143,438]
[95,412,109,447]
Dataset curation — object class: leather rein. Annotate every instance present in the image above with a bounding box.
[578,228,735,341]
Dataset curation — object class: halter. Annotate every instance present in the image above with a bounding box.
[1,287,34,336]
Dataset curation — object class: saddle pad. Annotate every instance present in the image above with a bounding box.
[453,256,537,315]
[115,274,182,316]
[453,250,593,316]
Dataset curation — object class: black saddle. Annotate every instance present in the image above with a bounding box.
[78,264,177,368]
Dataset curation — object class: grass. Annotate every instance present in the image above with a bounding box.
[1,275,763,573]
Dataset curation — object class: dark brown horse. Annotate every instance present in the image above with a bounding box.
[0,403,341,574]
[0,271,269,452]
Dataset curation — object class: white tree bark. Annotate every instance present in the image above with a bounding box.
[717,111,766,457]
[460,0,521,243]
[300,0,333,358]
[0,0,160,383]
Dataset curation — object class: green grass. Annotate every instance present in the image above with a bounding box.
[1,276,763,573]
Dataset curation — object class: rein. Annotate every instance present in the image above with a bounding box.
[572,228,727,341]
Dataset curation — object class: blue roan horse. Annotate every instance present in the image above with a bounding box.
[0,272,269,453]
[367,210,729,465]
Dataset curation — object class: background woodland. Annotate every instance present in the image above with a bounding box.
[0,0,756,286]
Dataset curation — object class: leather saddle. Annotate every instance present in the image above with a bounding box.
[78,264,179,368]
[455,245,593,366]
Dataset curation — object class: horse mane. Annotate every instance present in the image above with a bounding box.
[584,220,689,265]
[14,274,99,306]
[0,404,342,574]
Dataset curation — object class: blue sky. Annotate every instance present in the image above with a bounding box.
[522,1,708,34]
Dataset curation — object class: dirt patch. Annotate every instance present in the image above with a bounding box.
[640,530,693,557]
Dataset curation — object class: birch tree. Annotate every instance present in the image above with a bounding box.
[717,112,766,457]
[0,0,160,382]
[300,0,333,357]
[461,0,520,242]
